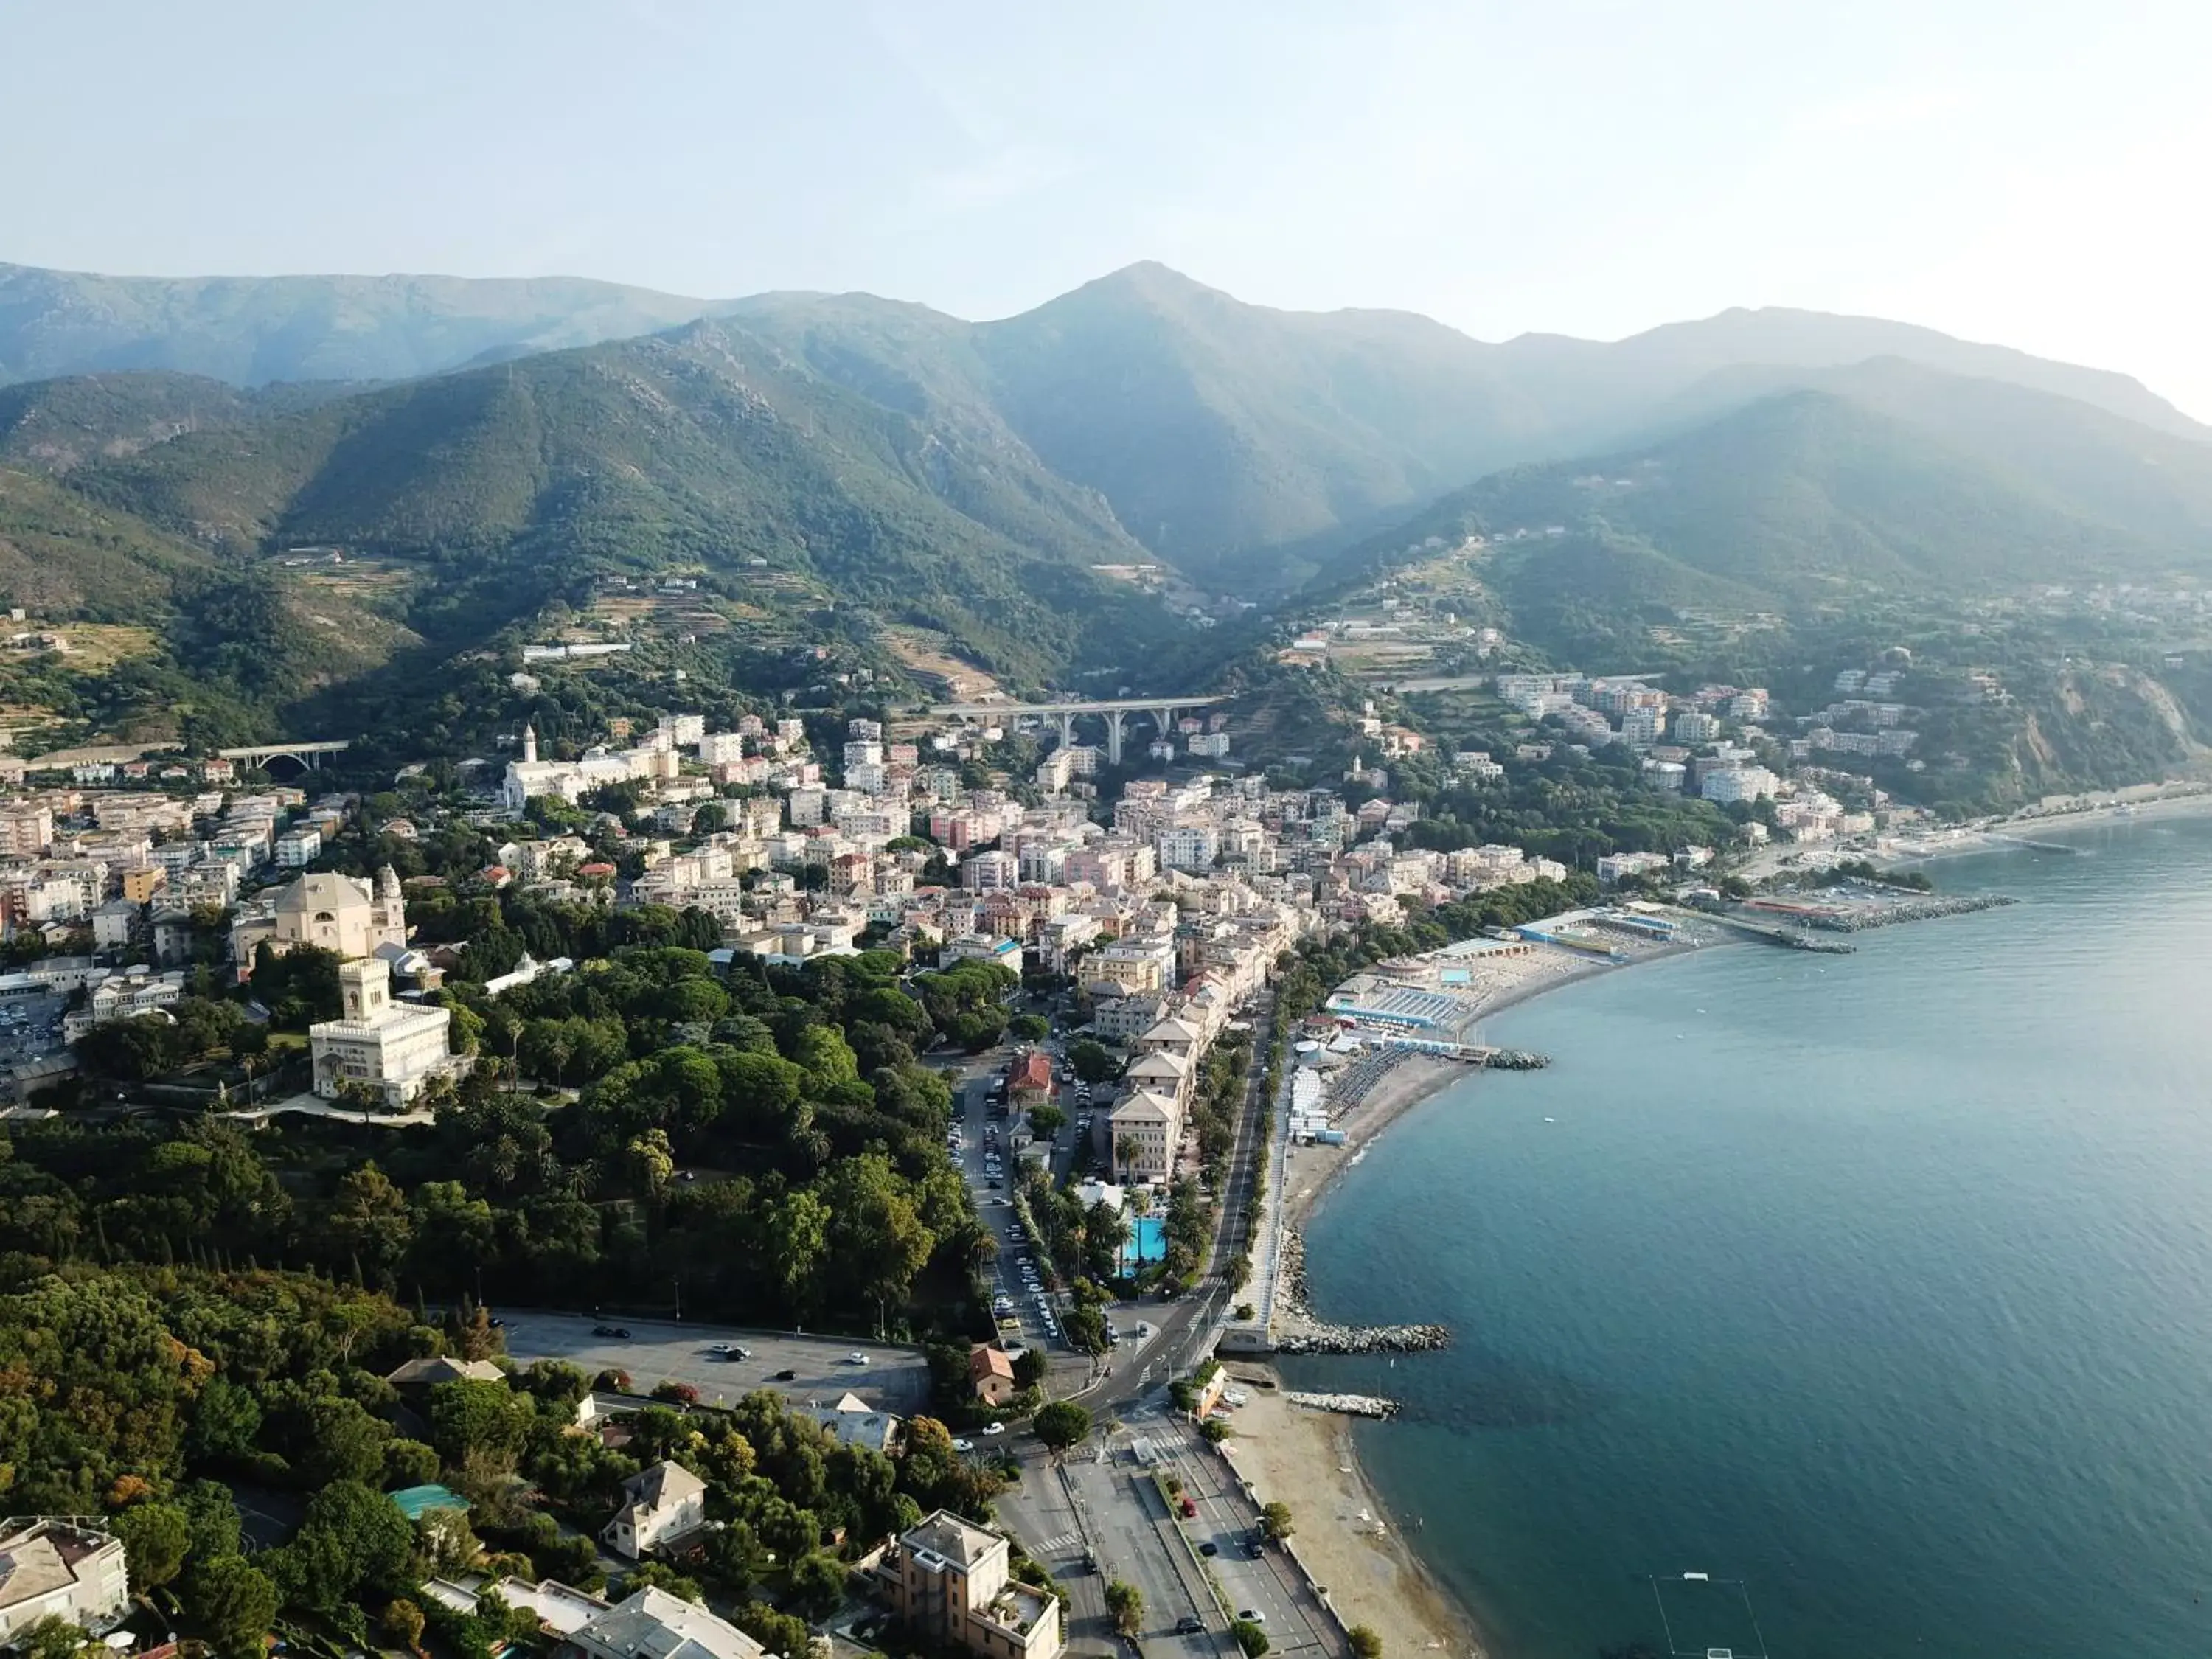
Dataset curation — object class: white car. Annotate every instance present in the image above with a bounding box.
[981,1422,1006,1436]
[846,1352,869,1366]
[952,1438,975,1453]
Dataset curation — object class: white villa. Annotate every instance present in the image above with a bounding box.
[310,956,462,1106]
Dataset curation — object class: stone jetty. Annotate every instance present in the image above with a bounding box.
[1273,1226,1453,1356]
[1482,1047,1551,1070]
[1807,892,2016,931]
[1274,1323,1451,1357]
[1778,931,1855,954]
[1285,1391,1399,1419]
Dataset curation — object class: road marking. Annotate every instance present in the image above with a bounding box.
[1037,1528,1080,1552]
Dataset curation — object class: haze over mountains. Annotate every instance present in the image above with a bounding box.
[3,254,2212,745]
[6,257,2206,586]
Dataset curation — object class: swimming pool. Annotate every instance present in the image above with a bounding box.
[1121,1214,1167,1270]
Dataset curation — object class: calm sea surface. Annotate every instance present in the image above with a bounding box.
[1292,815,2212,1659]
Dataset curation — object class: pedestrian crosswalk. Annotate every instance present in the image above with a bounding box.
[1037,1529,1081,1553]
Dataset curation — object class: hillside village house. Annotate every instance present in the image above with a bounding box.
[804,1391,904,1453]
[601,1460,708,1559]
[561,1586,765,1659]
[1007,1048,1053,1104]
[968,1345,1018,1405]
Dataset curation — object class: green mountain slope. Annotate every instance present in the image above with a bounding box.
[0,465,215,616]
[68,320,1178,694]
[15,260,2202,591]
[1638,357,2212,549]
[0,371,359,476]
[0,467,420,752]
[1338,388,2212,642]
[1495,307,2208,444]
[967,262,1548,578]
[0,262,725,385]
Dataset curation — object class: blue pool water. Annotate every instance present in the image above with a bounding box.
[1124,1214,1167,1269]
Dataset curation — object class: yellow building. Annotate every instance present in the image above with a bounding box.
[879,1511,1061,1659]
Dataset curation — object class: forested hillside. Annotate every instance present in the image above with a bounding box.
[10,258,2206,595]
[1338,387,2212,636]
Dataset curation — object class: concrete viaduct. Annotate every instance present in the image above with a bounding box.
[217,740,351,775]
[928,696,1228,765]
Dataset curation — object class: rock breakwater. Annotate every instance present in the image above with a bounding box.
[1276,1225,1453,1354]
[1275,1323,1451,1356]
[1482,1048,1551,1070]
[1285,1391,1399,1419]
[1807,892,2017,932]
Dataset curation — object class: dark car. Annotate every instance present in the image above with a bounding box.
[591,1324,619,1337]
[1175,1616,1205,1635]
[774,1368,798,1381]
[1198,1541,1218,1557]
[612,1326,631,1339]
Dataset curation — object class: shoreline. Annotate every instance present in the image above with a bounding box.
[1279,936,1714,1235]
[1259,936,1721,1659]
[1873,785,2212,869]
[1253,804,2197,1659]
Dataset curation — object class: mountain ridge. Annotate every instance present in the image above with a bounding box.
[5,257,2202,588]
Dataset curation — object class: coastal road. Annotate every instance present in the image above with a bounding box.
[993,1454,1116,1656]
[1143,1406,1335,1658]
[1068,1441,1228,1659]
[997,1440,1222,1659]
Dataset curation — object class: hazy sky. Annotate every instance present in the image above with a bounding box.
[7,1,2211,413]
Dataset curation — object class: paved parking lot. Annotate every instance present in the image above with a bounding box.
[0,992,68,1063]
[498,1312,930,1414]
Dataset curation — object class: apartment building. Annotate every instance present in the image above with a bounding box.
[0,1518,129,1643]
[878,1510,1062,1659]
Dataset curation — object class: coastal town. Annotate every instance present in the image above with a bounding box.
[0,667,2201,1659]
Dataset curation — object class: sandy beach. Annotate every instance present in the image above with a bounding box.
[1217,1382,1486,1659]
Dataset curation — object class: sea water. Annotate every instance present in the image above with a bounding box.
[1293,815,2212,1659]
